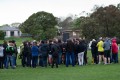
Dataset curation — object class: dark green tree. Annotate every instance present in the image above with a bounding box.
[0,31,5,40]
[73,4,120,40]
[91,5,120,38]
[73,16,99,40]
[20,11,57,40]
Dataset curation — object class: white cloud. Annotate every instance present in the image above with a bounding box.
[0,0,120,25]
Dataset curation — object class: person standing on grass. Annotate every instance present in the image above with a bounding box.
[38,41,43,67]
[74,39,79,65]
[57,39,63,65]
[111,39,118,63]
[91,39,98,64]
[3,40,8,68]
[40,40,49,67]
[0,44,4,69]
[77,39,86,66]
[48,39,53,66]
[31,42,39,68]
[97,37,104,64]
[65,39,75,67]
[51,40,59,68]
[61,42,66,64]
[12,40,18,67]
[26,41,32,67]
[5,41,15,69]
[21,41,31,67]
[83,39,88,65]
[103,37,111,64]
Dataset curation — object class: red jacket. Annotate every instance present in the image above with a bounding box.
[112,39,118,54]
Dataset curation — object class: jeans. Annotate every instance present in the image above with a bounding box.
[42,56,47,67]
[66,52,75,67]
[58,52,62,64]
[13,56,17,66]
[112,53,118,63]
[32,56,38,68]
[5,55,14,69]
[39,55,43,67]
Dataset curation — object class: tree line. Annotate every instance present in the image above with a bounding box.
[19,4,120,41]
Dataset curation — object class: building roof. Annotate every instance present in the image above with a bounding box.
[0,26,19,31]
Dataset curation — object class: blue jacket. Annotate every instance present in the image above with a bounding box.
[31,46,39,56]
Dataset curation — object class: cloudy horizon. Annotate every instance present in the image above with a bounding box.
[0,0,120,25]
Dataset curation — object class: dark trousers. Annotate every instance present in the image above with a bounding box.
[66,52,75,67]
[42,56,47,67]
[0,57,4,69]
[112,53,118,63]
[32,56,38,68]
[91,49,98,64]
[22,55,27,67]
[39,56,43,67]
[84,50,88,65]
[52,55,58,68]
[26,56,31,67]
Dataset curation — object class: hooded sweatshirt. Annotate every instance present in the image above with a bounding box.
[111,39,118,54]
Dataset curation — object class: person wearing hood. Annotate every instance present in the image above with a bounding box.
[111,38,118,63]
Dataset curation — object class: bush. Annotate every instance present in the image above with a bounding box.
[0,31,5,40]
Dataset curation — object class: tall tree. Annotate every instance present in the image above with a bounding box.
[73,16,99,40]
[58,16,73,30]
[0,30,5,40]
[91,5,120,37]
[20,11,57,40]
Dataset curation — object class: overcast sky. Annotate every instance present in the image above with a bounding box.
[0,0,120,25]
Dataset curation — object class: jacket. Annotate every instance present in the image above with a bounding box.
[31,46,39,56]
[112,39,118,54]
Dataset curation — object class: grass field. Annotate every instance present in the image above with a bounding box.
[1,51,120,80]
[1,63,120,80]
[0,37,120,80]
[0,37,33,46]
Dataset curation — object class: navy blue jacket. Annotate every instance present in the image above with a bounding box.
[31,46,39,56]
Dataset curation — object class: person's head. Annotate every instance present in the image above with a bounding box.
[33,42,37,46]
[12,40,15,43]
[99,37,103,41]
[49,39,53,44]
[92,39,96,42]
[53,39,57,44]
[58,39,62,43]
[8,40,14,46]
[41,40,44,44]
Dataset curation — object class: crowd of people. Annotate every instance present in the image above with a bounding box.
[0,37,119,69]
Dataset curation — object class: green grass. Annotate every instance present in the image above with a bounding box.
[1,51,120,80]
[0,37,33,46]
[1,63,120,80]
[0,39,120,80]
